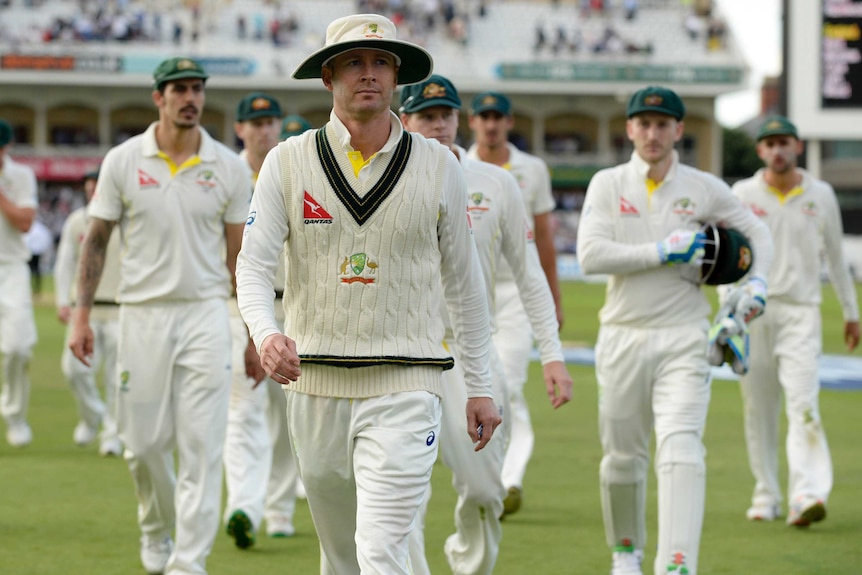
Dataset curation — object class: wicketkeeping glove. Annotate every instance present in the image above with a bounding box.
[657,229,707,265]
[707,313,749,375]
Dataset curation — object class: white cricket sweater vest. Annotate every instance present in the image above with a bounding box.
[278,124,454,371]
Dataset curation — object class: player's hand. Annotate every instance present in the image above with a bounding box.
[657,229,706,265]
[542,361,573,409]
[466,397,502,452]
[845,320,860,352]
[244,339,266,387]
[68,308,94,367]
[57,305,72,325]
[733,276,767,324]
[259,333,301,385]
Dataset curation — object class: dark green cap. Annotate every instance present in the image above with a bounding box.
[236,92,282,122]
[756,115,798,141]
[153,57,209,91]
[470,91,511,116]
[280,115,313,139]
[701,223,753,286]
[400,74,461,114]
[627,86,685,120]
[0,119,12,147]
[83,167,100,181]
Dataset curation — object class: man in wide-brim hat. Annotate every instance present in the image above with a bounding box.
[236,13,501,575]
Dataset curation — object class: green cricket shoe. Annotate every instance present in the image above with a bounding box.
[500,486,522,519]
[226,509,255,549]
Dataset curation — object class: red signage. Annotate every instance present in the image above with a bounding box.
[12,156,101,182]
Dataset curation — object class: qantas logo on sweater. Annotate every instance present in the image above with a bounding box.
[137,169,159,188]
[303,191,333,224]
[620,197,640,216]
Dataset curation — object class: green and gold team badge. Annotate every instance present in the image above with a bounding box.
[363,23,382,38]
[339,253,378,284]
[120,370,130,393]
[196,170,216,190]
[467,192,490,215]
[802,201,817,216]
[672,197,695,215]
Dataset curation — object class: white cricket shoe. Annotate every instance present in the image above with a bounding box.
[140,534,173,574]
[265,513,296,538]
[73,420,99,446]
[6,422,32,447]
[746,503,781,521]
[98,436,123,457]
[787,495,826,527]
[611,548,644,575]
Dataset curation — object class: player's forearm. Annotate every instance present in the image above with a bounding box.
[514,247,564,363]
[75,219,114,309]
[0,194,35,232]
[578,233,662,275]
[534,228,562,304]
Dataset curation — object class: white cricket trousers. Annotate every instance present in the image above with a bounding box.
[117,299,232,575]
[223,311,297,532]
[60,308,119,442]
[286,368,441,575]
[740,300,831,510]
[493,280,534,491]
[0,261,37,428]
[596,322,710,575]
[408,344,508,575]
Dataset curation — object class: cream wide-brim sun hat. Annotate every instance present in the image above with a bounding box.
[292,14,433,85]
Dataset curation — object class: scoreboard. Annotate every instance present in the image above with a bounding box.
[789,0,862,137]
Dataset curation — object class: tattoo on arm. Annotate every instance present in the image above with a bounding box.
[76,218,115,308]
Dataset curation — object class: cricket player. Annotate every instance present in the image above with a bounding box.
[729,116,859,527]
[223,91,300,549]
[400,74,573,575]
[68,57,253,575]
[467,91,562,516]
[280,114,312,141]
[577,86,774,575]
[0,118,38,448]
[55,167,123,456]
[236,14,500,574]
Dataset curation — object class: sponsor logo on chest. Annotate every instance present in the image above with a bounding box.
[303,191,333,224]
[619,196,640,217]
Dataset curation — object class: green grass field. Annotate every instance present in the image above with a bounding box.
[1,282,860,574]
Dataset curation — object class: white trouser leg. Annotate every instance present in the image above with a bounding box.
[288,374,441,575]
[442,346,507,575]
[596,325,652,551]
[0,262,36,427]
[772,302,832,504]
[407,484,433,575]
[652,325,710,575]
[493,281,534,490]
[118,301,231,575]
[62,323,106,429]
[740,310,783,510]
[223,313,271,531]
[263,378,298,524]
[95,316,120,442]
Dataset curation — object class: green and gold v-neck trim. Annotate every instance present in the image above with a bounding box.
[315,127,413,226]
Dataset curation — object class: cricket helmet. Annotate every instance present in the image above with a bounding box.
[699,222,754,285]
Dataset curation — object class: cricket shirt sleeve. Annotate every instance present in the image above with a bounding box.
[236,145,289,352]
[438,152,493,399]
